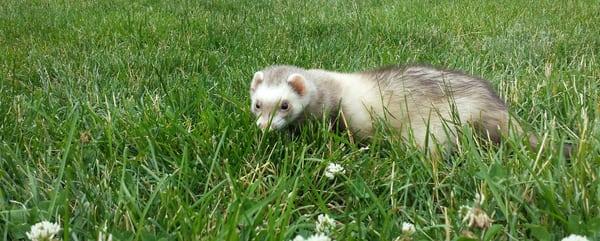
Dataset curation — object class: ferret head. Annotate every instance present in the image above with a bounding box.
[250,66,314,131]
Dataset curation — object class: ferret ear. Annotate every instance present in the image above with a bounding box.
[250,71,264,92]
[287,73,307,96]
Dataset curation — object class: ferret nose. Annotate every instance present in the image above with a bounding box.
[257,121,268,130]
[259,123,268,129]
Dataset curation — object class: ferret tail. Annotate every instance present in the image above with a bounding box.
[487,114,573,159]
[526,133,574,159]
[506,116,573,159]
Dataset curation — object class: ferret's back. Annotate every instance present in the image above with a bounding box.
[365,65,504,105]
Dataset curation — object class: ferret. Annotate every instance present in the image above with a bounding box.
[249,64,566,158]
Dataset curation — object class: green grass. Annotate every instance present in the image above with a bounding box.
[1,0,599,240]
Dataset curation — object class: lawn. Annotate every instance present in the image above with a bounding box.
[0,0,599,240]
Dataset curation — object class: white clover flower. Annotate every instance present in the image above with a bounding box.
[26,221,61,241]
[461,206,492,229]
[291,233,332,241]
[315,214,336,234]
[460,191,492,229]
[561,234,590,241]
[401,222,416,234]
[292,235,306,241]
[324,163,345,180]
[308,233,332,241]
[306,233,332,241]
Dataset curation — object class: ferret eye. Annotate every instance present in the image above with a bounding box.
[255,103,261,109]
[280,101,289,111]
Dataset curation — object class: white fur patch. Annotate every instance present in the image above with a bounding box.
[330,73,383,134]
[252,84,307,130]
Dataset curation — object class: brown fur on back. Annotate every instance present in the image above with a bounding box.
[361,65,513,146]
